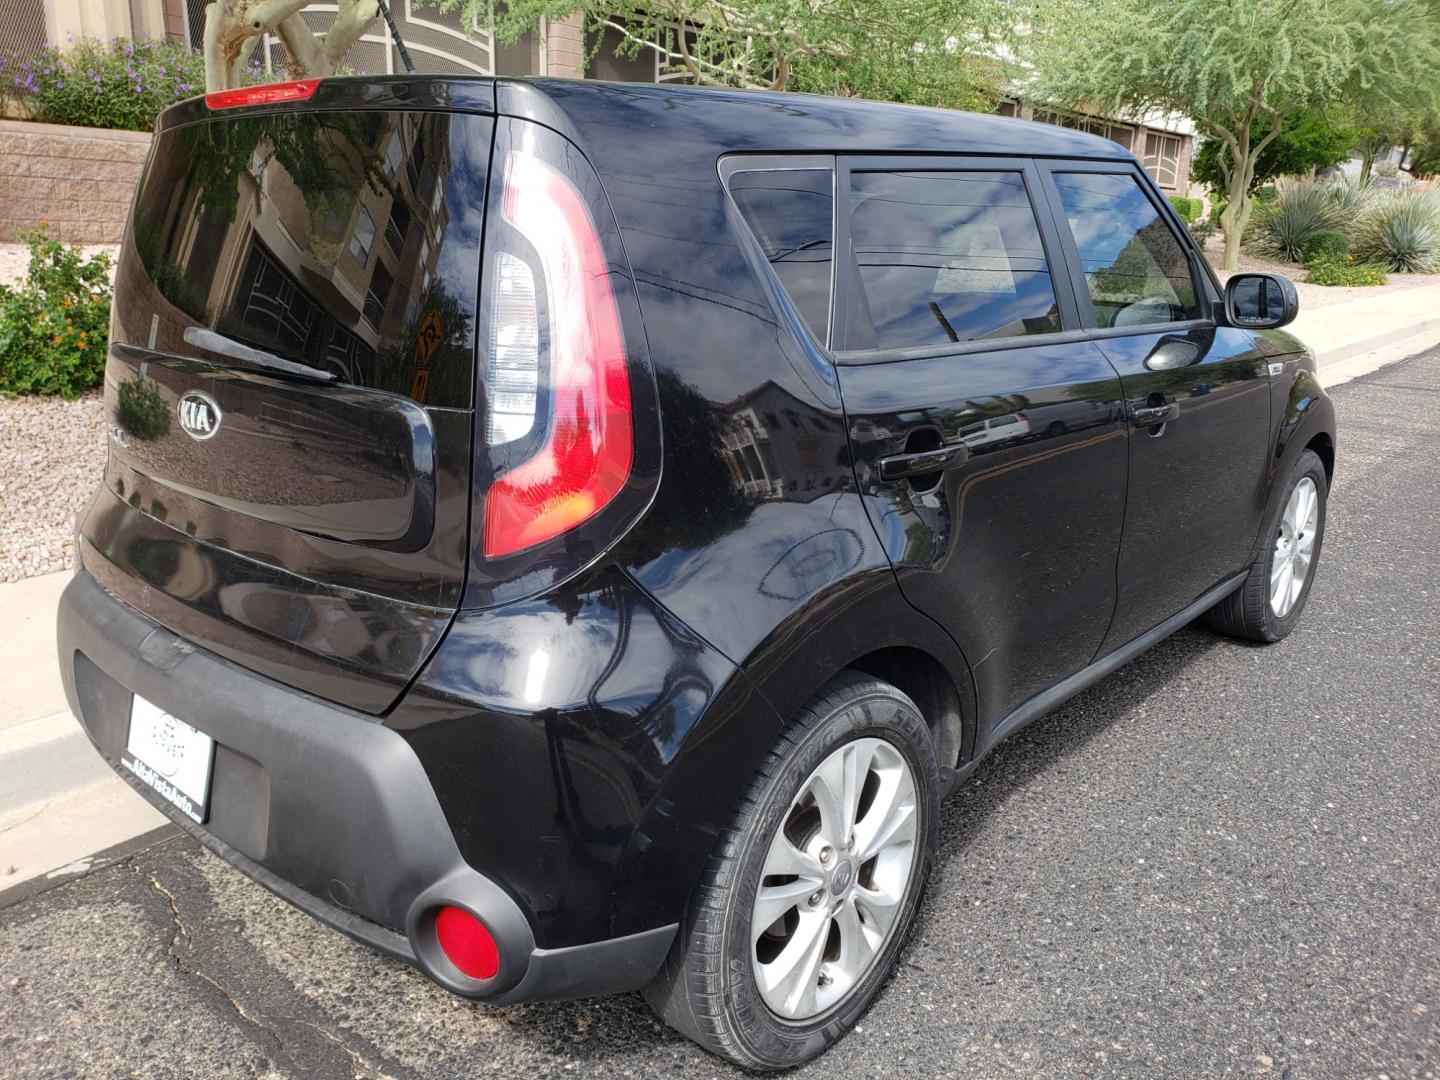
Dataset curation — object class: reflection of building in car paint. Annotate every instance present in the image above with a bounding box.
[720,382,853,502]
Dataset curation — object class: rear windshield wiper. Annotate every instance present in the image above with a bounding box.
[183,327,336,382]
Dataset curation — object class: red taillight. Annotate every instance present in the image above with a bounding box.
[205,78,322,110]
[435,906,500,980]
[482,150,633,559]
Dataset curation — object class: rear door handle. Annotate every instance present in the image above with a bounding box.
[877,443,970,481]
[1132,402,1180,427]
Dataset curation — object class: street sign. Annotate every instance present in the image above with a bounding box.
[416,309,444,364]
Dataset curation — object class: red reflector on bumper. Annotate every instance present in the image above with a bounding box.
[435,905,500,980]
[205,78,322,110]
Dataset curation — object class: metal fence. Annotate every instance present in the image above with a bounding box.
[0,0,47,58]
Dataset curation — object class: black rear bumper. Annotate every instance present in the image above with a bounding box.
[56,567,674,1003]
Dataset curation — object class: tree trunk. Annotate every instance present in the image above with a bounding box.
[203,0,376,92]
[1359,144,1377,187]
[1217,139,1257,272]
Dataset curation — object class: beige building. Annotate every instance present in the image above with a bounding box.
[996,99,1196,195]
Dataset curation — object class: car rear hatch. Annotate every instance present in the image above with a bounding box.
[81,82,495,714]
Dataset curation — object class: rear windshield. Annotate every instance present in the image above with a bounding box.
[118,110,491,409]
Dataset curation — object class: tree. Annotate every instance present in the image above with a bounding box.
[441,0,1018,110]
[1192,109,1358,196]
[202,0,380,91]
[1023,0,1440,269]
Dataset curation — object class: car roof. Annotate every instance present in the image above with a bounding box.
[496,76,1130,161]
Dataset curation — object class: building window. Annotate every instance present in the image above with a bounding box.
[385,199,411,255]
[350,207,376,265]
[364,261,394,328]
[1142,132,1183,190]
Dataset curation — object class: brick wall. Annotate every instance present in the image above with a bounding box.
[545,12,585,77]
[0,120,151,244]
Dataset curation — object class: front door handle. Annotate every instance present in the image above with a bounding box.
[877,443,970,481]
[1132,396,1180,427]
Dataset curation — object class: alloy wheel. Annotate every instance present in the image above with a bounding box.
[1270,475,1319,618]
[750,737,918,1021]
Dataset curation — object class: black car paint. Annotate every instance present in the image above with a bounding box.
[62,76,1336,992]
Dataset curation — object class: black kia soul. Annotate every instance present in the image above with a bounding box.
[59,75,1335,1069]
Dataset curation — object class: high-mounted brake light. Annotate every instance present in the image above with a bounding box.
[482,150,633,559]
[205,78,323,111]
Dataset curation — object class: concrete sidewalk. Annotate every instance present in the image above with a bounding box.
[1300,280,1440,384]
[0,571,164,891]
[1,278,1437,893]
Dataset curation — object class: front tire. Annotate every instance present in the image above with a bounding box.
[1206,448,1328,642]
[643,672,939,1070]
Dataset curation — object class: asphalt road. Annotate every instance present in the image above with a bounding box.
[4,349,1439,1080]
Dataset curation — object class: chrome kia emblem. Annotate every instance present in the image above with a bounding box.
[177,390,222,441]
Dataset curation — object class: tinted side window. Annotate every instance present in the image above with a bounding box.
[846,171,1062,350]
[1052,172,1201,328]
[728,169,834,343]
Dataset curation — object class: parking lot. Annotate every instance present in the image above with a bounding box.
[3,348,1438,1080]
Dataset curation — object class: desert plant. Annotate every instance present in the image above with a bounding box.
[1323,177,1374,220]
[1352,192,1440,272]
[1376,160,1400,179]
[1300,229,1350,264]
[1189,218,1217,244]
[1248,180,1346,262]
[1304,253,1388,286]
[0,226,111,398]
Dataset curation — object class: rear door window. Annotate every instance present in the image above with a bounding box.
[727,167,835,344]
[1051,171,1202,328]
[122,111,491,408]
[843,170,1063,351]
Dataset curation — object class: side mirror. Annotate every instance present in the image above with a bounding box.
[1224,273,1299,330]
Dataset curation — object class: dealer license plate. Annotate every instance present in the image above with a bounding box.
[121,695,215,824]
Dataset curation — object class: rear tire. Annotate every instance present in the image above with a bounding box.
[1205,448,1328,642]
[643,672,939,1070]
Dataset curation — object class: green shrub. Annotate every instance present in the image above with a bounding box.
[1300,229,1350,263]
[1188,218,1217,244]
[1167,195,1203,224]
[1352,192,1440,273]
[1208,193,1227,227]
[0,37,203,132]
[1248,180,1346,262]
[1304,254,1388,287]
[0,226,112,398]
[1253,186,1279,204]
[116,374,170,440]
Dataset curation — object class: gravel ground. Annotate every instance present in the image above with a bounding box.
[1,348,1438,1078]
[0,392,105,581]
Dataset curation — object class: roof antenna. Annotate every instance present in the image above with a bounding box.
[375,0,417,74]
